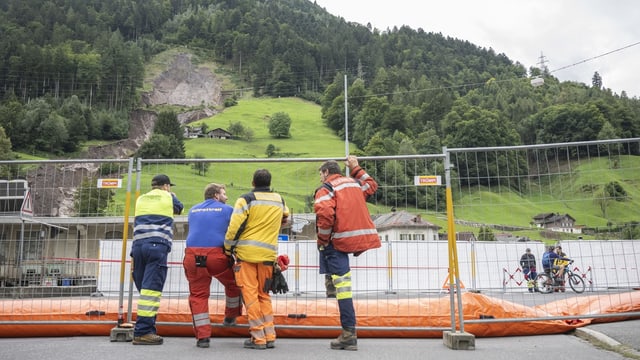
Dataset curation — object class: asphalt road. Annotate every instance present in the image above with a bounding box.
[1,320,639,360]
[575,319,640,357]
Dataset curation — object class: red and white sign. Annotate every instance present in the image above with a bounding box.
[414,175,442,186]
[20,189,34,217]
[97,178,122,188]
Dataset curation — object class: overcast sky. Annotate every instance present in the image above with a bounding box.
[312,0,640,98]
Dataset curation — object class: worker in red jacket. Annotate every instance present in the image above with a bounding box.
[314,155,381,351]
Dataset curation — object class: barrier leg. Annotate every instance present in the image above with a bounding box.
[385,240,396,294]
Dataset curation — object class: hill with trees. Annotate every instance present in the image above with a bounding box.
[1,0,639,239]
[1,0,639,161]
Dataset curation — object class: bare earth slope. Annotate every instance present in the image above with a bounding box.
[88,52,222,159]
[29,52,221,216]
[141,53,223,108]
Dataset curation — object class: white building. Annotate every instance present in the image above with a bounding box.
[374,210,441,242]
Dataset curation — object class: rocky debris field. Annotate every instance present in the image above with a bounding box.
[29,52,223,215]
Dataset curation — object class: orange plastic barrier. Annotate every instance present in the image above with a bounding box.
[1,291,638,338]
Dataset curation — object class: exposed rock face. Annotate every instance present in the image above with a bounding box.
[85,109,157,159]
[177,108,219,126]
[141,53,223,108]
[28,52,222,216]
[30,163,91,217]
[88,52,223,158]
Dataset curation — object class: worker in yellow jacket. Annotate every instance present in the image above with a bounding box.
[225,169,289,350]
[131,174,183,345]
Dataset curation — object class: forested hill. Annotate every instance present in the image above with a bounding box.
[0,0,639,159]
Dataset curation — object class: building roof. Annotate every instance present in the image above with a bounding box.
[208,128,232,135]
[533,213,576,224]
[533,213,555,220]
[373,210,440,231]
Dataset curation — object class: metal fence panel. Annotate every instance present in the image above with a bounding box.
[1,138,639,332]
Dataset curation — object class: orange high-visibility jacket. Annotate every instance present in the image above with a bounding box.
[314,166,380,254]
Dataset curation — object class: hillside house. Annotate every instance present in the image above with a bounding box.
[374,211,441,241]
[183,126,204,138]
[207,128,233,139]
[532,213,580,234]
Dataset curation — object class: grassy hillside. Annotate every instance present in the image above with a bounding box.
[183,97,356,215]
[186,97,350,158]
[451,155,640,240]
[120,97,392,216]
[171,98,639,241]
[14,95,639,242]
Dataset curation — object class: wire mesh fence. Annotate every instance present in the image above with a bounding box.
[0,138,639,332]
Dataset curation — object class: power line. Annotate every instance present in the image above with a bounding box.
[356,40,640,99]
[549,40,640,74]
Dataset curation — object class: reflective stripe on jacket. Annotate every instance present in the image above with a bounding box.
[133,189,179,249]
[314,166,381,253]
[224,188,289,263]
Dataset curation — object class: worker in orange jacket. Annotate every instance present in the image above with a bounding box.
[314,155,380,351]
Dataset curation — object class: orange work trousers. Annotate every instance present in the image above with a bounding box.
[234,261,275,345]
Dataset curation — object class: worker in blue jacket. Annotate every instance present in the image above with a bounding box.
[131,174,183,345]
[183,183,242,348]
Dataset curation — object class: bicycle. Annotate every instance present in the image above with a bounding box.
[536,260,586,294]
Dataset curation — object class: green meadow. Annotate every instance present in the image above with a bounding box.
[22,95,632,242]
[110,97,381,216]
[185,97,350,158]
[450,155,640,240]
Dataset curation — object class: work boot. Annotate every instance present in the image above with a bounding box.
[223,317,237,326]
[325,275,337,298]
[196,338,210,348]
[243,338,266,350]
[132,333,163,345]
[266,340,275,349]
[330,328,357,351]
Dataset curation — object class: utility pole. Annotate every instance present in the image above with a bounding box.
[344,74,349,158]
[537,51,549,74]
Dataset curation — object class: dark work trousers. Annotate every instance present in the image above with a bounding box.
[130,239,169,337]
[319,243,356,329]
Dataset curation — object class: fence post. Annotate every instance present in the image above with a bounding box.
[292,241,302,296]
[502,268,507,293]
[110,157,135,341]
[385,240,396,294]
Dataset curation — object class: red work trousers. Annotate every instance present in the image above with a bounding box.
[234,261,275,345]
[183,247,242,340]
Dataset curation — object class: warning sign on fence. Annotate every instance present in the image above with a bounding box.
[414,175,441,186]
[97,178,122,188]
[441,274,465,292]
[20,189,33,217]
